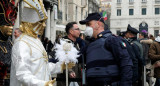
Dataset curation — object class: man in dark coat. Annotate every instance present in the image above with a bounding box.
[79,12,133,86]
[119,31,138,85]
[125,24,145,86]
[56,22,85,86]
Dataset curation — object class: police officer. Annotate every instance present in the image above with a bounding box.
[125,24,144,86]
[79,13,133,86]
[119,31,138,86]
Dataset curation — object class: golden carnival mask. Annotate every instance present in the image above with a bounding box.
[20,0,48,38]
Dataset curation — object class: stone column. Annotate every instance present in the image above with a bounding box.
[50,6,56,43]
[62,0,65,23]
[45,8,51,40]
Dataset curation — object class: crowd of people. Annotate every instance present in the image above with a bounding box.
[47,13,160,86]
[1,0,160,86]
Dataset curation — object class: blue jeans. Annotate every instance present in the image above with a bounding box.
[155,78,160,86]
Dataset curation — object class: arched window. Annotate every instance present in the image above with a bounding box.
[139,22,148,32]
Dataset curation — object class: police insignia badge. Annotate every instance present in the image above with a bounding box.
[121,42,126,48]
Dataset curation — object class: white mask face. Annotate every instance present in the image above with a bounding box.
[84,26,93,37]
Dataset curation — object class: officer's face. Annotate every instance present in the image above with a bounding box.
[125,32,132,38]
[87,20,100,38]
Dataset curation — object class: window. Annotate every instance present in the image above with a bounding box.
[154,30,159,37]
[129,9,134,15]
[85,11,87,18]
[81,8,83,20]
[155,21,159,25]
[117,0,121,3]
[142,0,147,2]
[155,8,160,15]
[142,8,146,15]
[117,9,121,16]
[155,0,160,3]
[129,0,134,3]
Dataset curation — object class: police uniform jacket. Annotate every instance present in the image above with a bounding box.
[120,37,138,83]
[86,30,133,86]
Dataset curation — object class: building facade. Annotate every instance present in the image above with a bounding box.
[110,0,160,37]
[88,0,100,13]
[46,0,100,43]
[47,0,89,43]
[14,0,100,43]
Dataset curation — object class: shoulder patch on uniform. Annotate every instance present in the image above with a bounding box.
[121,42,126,48]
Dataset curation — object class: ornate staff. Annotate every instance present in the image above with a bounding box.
[55,39,79,86]
[63,42,71,86]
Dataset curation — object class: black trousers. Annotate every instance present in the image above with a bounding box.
[87,81,108,86]
[87,78,120,86]
[87,78,110,86]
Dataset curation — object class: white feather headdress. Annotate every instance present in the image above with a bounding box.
[54,39,79,63]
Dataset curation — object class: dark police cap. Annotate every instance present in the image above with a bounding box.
[79,12,105,25]
[127,24,139,34]
[119,31,126,37]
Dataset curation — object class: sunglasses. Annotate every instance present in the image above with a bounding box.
[72,28,80,30]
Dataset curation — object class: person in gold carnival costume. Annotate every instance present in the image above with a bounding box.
[0,0,18,86]
[10,0,75,86]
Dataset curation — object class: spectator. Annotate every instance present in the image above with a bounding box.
[149,36,160,86]
[43,37,48,50]
[56,22,83,86]
[14,28,22,39]
[149,34,155,41]
[139,30,153,85]
[46,40,53,53]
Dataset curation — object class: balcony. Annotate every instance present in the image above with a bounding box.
[129,1,134,5]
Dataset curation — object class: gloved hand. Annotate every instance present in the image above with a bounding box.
[45,78,56,86]
[61,62,75,71]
